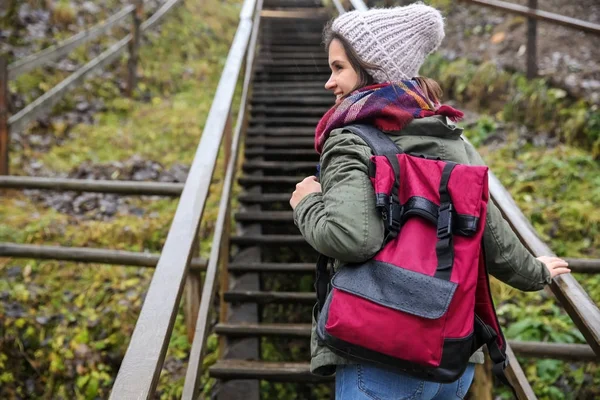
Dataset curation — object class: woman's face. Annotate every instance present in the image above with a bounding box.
[325,39,359,105]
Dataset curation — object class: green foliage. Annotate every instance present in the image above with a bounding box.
[465,115,497,147]
[422,54,600,157]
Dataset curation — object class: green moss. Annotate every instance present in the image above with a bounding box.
[51,0,77,27]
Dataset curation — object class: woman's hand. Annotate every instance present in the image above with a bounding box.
[537,256,570,278]
[290,176,322,210]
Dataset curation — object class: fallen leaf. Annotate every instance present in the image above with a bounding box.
[491,32,506,44]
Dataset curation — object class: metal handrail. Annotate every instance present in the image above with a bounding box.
[348,0,368,12]
[141,0,182,32]
[108,0,258,396]
[7,34,133,135]
[458,0,600,35]
[0,242,207,271]
[458,0,599,78]
[331,0,346,15]
[7,5,135,80]
[0,175,183,196]
[489,173,600,356]
[181,1,264,395]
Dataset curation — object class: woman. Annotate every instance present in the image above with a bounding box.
[290,4,570,399]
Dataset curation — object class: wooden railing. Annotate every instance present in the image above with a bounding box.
[0,0,186,175]
[457,0,600,78]
[108,0,262,397]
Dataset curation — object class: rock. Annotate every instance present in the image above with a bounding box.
[73,193,99,213]
[26,22,48,40]
[99,198,118,216]
[129,207,145,217]
[168,164,189,182]
[6,266,22,278]
[62,290,74,302]
[5,302,26,318]
[132,168,157,181]
[582,79,600,91]
[22,155,185,219]
[46,193,74,213]
[18,4,33,24]
[565,74,579,89]
[25,379,36,396]
[28,134,43,146]
[75,101,90,112]
[81,2,100,14]
[491,32,506,44]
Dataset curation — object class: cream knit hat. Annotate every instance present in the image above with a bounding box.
[331,3,445,83]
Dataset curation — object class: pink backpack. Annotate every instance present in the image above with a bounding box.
[315,124,513,388]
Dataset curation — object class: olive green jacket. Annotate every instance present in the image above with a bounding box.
[293,116,552,376]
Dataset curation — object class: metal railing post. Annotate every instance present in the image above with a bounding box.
[127,0,143,97]
[219,114,233,355]
[184,239,203,343]
[526,0,537,78]
[0,55,9,175]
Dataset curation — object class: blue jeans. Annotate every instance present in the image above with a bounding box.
[335,363,476,400]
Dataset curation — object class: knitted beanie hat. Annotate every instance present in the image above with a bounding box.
[331,3,445,83]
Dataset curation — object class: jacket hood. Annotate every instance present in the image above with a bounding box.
[386,115,463,140]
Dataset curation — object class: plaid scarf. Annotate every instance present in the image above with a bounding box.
[314,80,464,154]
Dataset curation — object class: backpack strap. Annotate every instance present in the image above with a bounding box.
[315,254,332,313]
[343,124,404,238]
[342,124,404,157]
[435,161,457,281]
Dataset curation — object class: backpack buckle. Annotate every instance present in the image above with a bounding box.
[388,203,403,233]
[437,203,453,238]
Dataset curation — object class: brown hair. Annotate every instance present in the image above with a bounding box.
[323,21,379,92]
[412,76,443,105]
[323,21,443,105]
